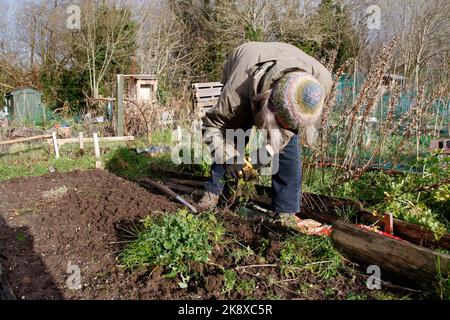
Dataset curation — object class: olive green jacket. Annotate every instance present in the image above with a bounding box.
[202,42,333,163]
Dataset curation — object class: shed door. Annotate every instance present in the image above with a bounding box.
[15,91,42,122]
[138,84,152,103]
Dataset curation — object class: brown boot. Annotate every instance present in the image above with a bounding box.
[197,191,220,211]
[275,213,302,229]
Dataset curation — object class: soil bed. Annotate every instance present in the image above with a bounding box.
[0,170,414,300]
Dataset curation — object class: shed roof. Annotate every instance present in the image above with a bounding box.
[124,74,157,80]
[6,86,42,95]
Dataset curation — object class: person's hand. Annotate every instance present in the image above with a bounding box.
[224,156,257,181]
[224,162,243,180]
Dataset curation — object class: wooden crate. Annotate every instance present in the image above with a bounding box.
[191,82,223,117]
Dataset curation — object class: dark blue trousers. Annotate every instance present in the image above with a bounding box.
[205,134,302,214]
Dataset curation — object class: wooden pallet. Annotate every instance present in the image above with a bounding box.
[191,82,223,117]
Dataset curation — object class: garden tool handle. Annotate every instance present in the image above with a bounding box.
[140,178,198,213]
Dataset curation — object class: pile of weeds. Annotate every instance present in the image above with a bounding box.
[118,208,424,299]
[119,209,224,288]
[280,235,344,280]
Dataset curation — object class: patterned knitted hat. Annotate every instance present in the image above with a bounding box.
[270,71,325,130]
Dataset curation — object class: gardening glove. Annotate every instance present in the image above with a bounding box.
[224,156,256,181]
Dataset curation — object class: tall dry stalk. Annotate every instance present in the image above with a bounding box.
[342,37,398,169]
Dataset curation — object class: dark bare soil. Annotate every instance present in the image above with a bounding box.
[0,170,407,300]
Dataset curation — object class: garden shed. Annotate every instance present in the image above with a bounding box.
[4,87,45,123]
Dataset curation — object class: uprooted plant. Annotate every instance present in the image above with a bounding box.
[119,209,224,288]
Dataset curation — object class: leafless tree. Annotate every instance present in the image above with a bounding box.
[72,0,137,99]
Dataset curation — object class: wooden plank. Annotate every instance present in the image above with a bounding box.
[47,136,135,146]
[359,212,450,250]
[392,219,450,250]
[196,100,218,108]
[192,82,223,89]
[195,86,223,92]
[255,184,450,251]
[0,134,52,146]
[194,95,221,101]
[194,88,223,98]
[331,221,450,289]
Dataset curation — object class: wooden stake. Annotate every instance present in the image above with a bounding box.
[79,132,84,151]
[46,136,134,146]
[384,212,394,235]
[52,132,60,159]
[176,126,182,142]
[93,133,101,169]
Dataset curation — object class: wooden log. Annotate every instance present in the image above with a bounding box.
[331,221,450,289]
[359,212,450,250]
[298,207,337,225]
[0,134,52,146]
[256,183,450,251]
[47,136,135,146]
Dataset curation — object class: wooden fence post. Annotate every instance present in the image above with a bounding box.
[116,74,124,137]
[79,132,84,151]
[52,132,60,159]
[93,133,102,169]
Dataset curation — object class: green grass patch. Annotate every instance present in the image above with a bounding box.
[236,278,257,295]
[371,292,410,300]
[0,129,178,182]
[105,147,155,179]
[0,143,100,181]
[345,293,367,300]
[222,269,238,294]
[119,209,224,288]
[280,235,343,280]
